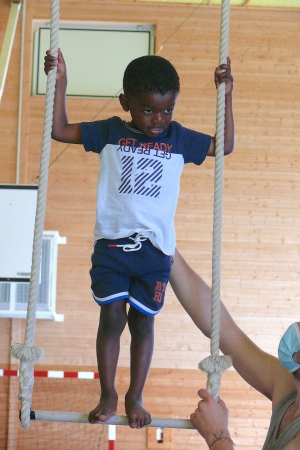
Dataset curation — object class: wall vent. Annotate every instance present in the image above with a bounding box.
[0,231,65,321]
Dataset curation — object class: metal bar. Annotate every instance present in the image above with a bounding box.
[16,0,26,185]
[31,411,195,429]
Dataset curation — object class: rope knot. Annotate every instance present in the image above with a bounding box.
[11,343,44,362]
[198,355,232,374]
[18,392,32,402]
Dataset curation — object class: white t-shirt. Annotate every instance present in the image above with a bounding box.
[81,116,211,255]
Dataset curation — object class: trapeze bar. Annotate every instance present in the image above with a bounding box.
[31,411,195,429]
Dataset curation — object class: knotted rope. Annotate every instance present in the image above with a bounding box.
[10,0,60,429]
[198,0,232,400]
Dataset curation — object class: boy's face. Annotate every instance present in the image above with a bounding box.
[119,91,178,138]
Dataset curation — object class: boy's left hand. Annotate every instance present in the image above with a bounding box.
[215,56,233,95]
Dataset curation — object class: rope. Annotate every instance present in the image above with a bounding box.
[10,0,60,429]
[198,0,232,400]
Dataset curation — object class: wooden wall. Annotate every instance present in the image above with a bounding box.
[1,1,300,449]
[0,368,271,450]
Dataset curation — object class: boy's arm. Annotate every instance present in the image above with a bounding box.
[44,49,82,144]
[207,57,234,156]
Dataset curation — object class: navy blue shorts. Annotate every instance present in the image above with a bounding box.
[90,237,172,316]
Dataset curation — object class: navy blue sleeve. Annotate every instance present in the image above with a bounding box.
[181,125,212,165]
[81,120,109,153]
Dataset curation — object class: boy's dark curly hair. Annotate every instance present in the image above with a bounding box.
[123,55,180,97]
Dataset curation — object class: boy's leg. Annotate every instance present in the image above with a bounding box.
[125,306,155,429]
[89,300,127,424]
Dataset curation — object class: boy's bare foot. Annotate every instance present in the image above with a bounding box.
[125,394,152,429]
[88,392,118,424]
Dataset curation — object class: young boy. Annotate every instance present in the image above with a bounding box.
[44,50,234,429]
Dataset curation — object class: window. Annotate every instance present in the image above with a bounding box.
[32,21,155,97]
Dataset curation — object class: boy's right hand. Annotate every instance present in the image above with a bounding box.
[44,48,66,81]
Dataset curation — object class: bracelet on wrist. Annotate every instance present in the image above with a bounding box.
[208,431,235,449]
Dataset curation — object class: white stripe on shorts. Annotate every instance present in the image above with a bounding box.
[129,295,160,316]
[93,291,128,303]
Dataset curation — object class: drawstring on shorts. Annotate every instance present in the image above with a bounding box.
[108,231,152,252]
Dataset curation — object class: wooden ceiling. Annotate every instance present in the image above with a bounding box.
[118,0,300,9]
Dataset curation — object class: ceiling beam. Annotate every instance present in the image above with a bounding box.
[0,2,22,103]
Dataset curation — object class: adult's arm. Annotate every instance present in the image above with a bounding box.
[170,249,295,406]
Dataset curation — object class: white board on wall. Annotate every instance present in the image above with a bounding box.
[0,185,38,280]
